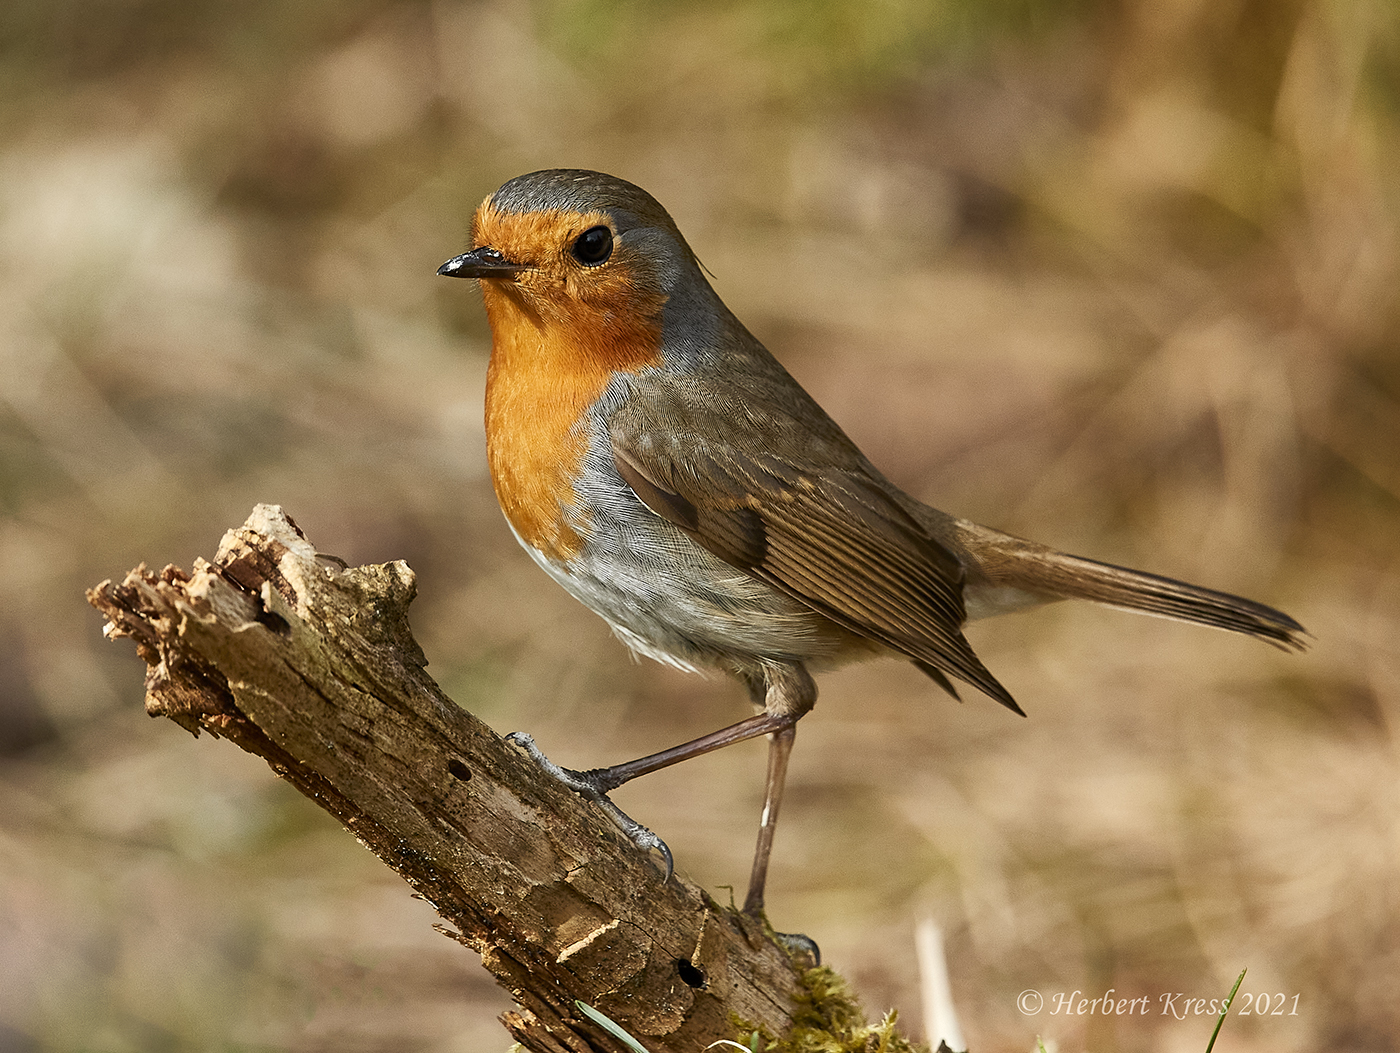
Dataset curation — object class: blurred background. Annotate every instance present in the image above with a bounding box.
[2,0,1398,1049]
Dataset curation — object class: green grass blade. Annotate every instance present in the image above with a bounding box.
[1204,969,1247,1053]
[575,1000,651,1053]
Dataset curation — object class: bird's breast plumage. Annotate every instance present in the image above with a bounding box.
[509,398,865,677]
[480,269,665,562]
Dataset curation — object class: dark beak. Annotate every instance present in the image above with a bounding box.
[437,246,527,279]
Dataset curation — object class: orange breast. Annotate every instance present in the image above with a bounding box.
[482,279,665,562]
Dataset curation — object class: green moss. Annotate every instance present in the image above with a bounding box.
[735,965,934,1053]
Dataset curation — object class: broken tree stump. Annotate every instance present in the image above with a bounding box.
[85,504,822,1053]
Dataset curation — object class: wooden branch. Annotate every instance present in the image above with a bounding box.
[86,505,812,1053]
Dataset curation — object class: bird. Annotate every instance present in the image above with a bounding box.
[437,168,1306,919]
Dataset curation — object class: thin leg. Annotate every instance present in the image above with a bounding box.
[743,723,796,916]
[505,711,793,879]
[510,710,792,796]
[509,663,816,902]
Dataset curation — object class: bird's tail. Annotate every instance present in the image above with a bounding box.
[947,520,1308,652]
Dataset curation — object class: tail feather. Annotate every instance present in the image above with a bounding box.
[947,521,1309,652]
[1027,550,1308,651]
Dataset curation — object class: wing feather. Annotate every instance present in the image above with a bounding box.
[609,408,1019,712]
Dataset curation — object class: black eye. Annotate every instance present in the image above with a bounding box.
[571,225,613,266]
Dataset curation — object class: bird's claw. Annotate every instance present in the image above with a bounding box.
[591,795,674,880]
[772,930,821,967]
[505,731,608,800]
[505,732,673,880]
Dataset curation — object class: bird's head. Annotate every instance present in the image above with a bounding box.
[439,169,709,341]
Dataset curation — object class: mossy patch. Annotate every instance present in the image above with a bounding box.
[733,964,940,1053]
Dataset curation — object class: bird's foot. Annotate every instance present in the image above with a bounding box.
[741,903,822,967]
[506,732,674,879]
[772,930,821,967]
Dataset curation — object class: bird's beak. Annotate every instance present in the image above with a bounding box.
[437,246,528,279]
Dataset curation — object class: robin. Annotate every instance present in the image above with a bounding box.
[438,169,1306,918]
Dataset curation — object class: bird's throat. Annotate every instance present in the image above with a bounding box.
[481,282,665,563]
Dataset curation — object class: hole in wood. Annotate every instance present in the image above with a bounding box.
[675,959,707,989]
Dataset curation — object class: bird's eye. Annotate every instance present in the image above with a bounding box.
[571,225,614,266]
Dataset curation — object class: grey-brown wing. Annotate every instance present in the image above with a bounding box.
[609,418,1021,713]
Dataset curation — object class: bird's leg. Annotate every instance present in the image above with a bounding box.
[742,722,796,916]
[506,711,792,879]
[508,662,817,914]
[737,663,814,921]
[738,665,821,962]
[509,710,793,794]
